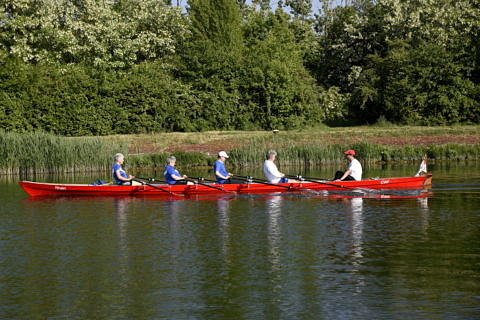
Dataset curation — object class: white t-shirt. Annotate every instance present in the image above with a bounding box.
[347,158,363,181]
[263,160,283,183]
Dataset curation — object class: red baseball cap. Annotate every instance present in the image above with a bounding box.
[344,149,355,155]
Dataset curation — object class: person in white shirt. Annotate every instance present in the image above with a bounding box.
[263,150,297,183]
[334,149,363,181]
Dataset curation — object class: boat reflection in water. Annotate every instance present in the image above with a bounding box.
[216,197,231,262]
[114,198,131,293]
[349,197,364,271]
[265,194,283,274]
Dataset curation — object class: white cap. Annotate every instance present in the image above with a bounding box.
[218,151,229,158]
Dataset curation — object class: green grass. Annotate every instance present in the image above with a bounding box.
[0,131,127,174]
[1,127,479,174]
[227,139,480,167]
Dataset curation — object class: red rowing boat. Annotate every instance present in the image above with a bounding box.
[19,174,432,197]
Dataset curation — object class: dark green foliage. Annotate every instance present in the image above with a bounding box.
[0,59,211,134]
[351,41,480,124]
[239,10,324,129]
[0,0,479,136]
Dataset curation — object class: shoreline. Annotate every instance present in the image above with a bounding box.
[1,126,479,174]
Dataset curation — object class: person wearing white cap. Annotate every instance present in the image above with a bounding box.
[214,151,233,184]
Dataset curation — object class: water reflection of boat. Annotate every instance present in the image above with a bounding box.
[22,186,432,205]
[266,194,283,273]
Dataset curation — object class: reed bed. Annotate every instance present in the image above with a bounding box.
[127,151,214,168]
[0,132,127,174]
[227,137,480,167]
[1,130,479,175]
[126,140,480,169]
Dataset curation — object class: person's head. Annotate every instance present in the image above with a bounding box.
[343,149,355,160]
[218,151,229,161]
[166,156,176,166]
[114,153,124,164]
[266,149,277,160]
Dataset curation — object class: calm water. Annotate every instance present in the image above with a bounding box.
[1,162,480,319]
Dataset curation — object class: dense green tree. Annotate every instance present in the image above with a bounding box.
[179,0,245,130]
[0,0,479,135]
[241,9,323,129]
[351,40,479,124]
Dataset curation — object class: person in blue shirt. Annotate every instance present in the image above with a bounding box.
[112,153,141,186]
[164,156,191,185]
[214,151,233,184]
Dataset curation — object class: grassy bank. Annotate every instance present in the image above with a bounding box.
[0,132,127,174]
[1,126,479,174]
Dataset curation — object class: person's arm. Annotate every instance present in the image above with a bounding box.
[115,169,133,181]
[215,171,231,179]
[337,169,352,181]
[171,169,187,180]
[266,161,284,178]
[172,174,187,181]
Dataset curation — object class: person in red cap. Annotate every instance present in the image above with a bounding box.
[334,149,363,181]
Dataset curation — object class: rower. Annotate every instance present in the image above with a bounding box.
[334,149,363,181]
[164,156,193,185]
[112,153,142,186]
[263,150,298,183]
[214,151,233,184]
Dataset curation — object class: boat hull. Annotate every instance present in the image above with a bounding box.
[19,174,432,197]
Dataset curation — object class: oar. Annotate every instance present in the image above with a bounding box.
[232,174,294,190]
[286,174,330,181]
[136,176,168,183]
[192,177,219,183]
[132,179,184,197]
[185,178,237,194]
[286,175,382,194]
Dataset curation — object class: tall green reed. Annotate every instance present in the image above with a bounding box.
[0,132,127,174]
[228,136,480,167]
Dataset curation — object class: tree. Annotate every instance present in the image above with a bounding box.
[241,9,323,129]
[351,40,479,124]
[0,0,187,68]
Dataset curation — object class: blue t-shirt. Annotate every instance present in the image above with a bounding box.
[164,165,182,185]
[112,163,128,185]
[214,160,229,184]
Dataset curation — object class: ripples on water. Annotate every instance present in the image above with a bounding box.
[1,163,480,319]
